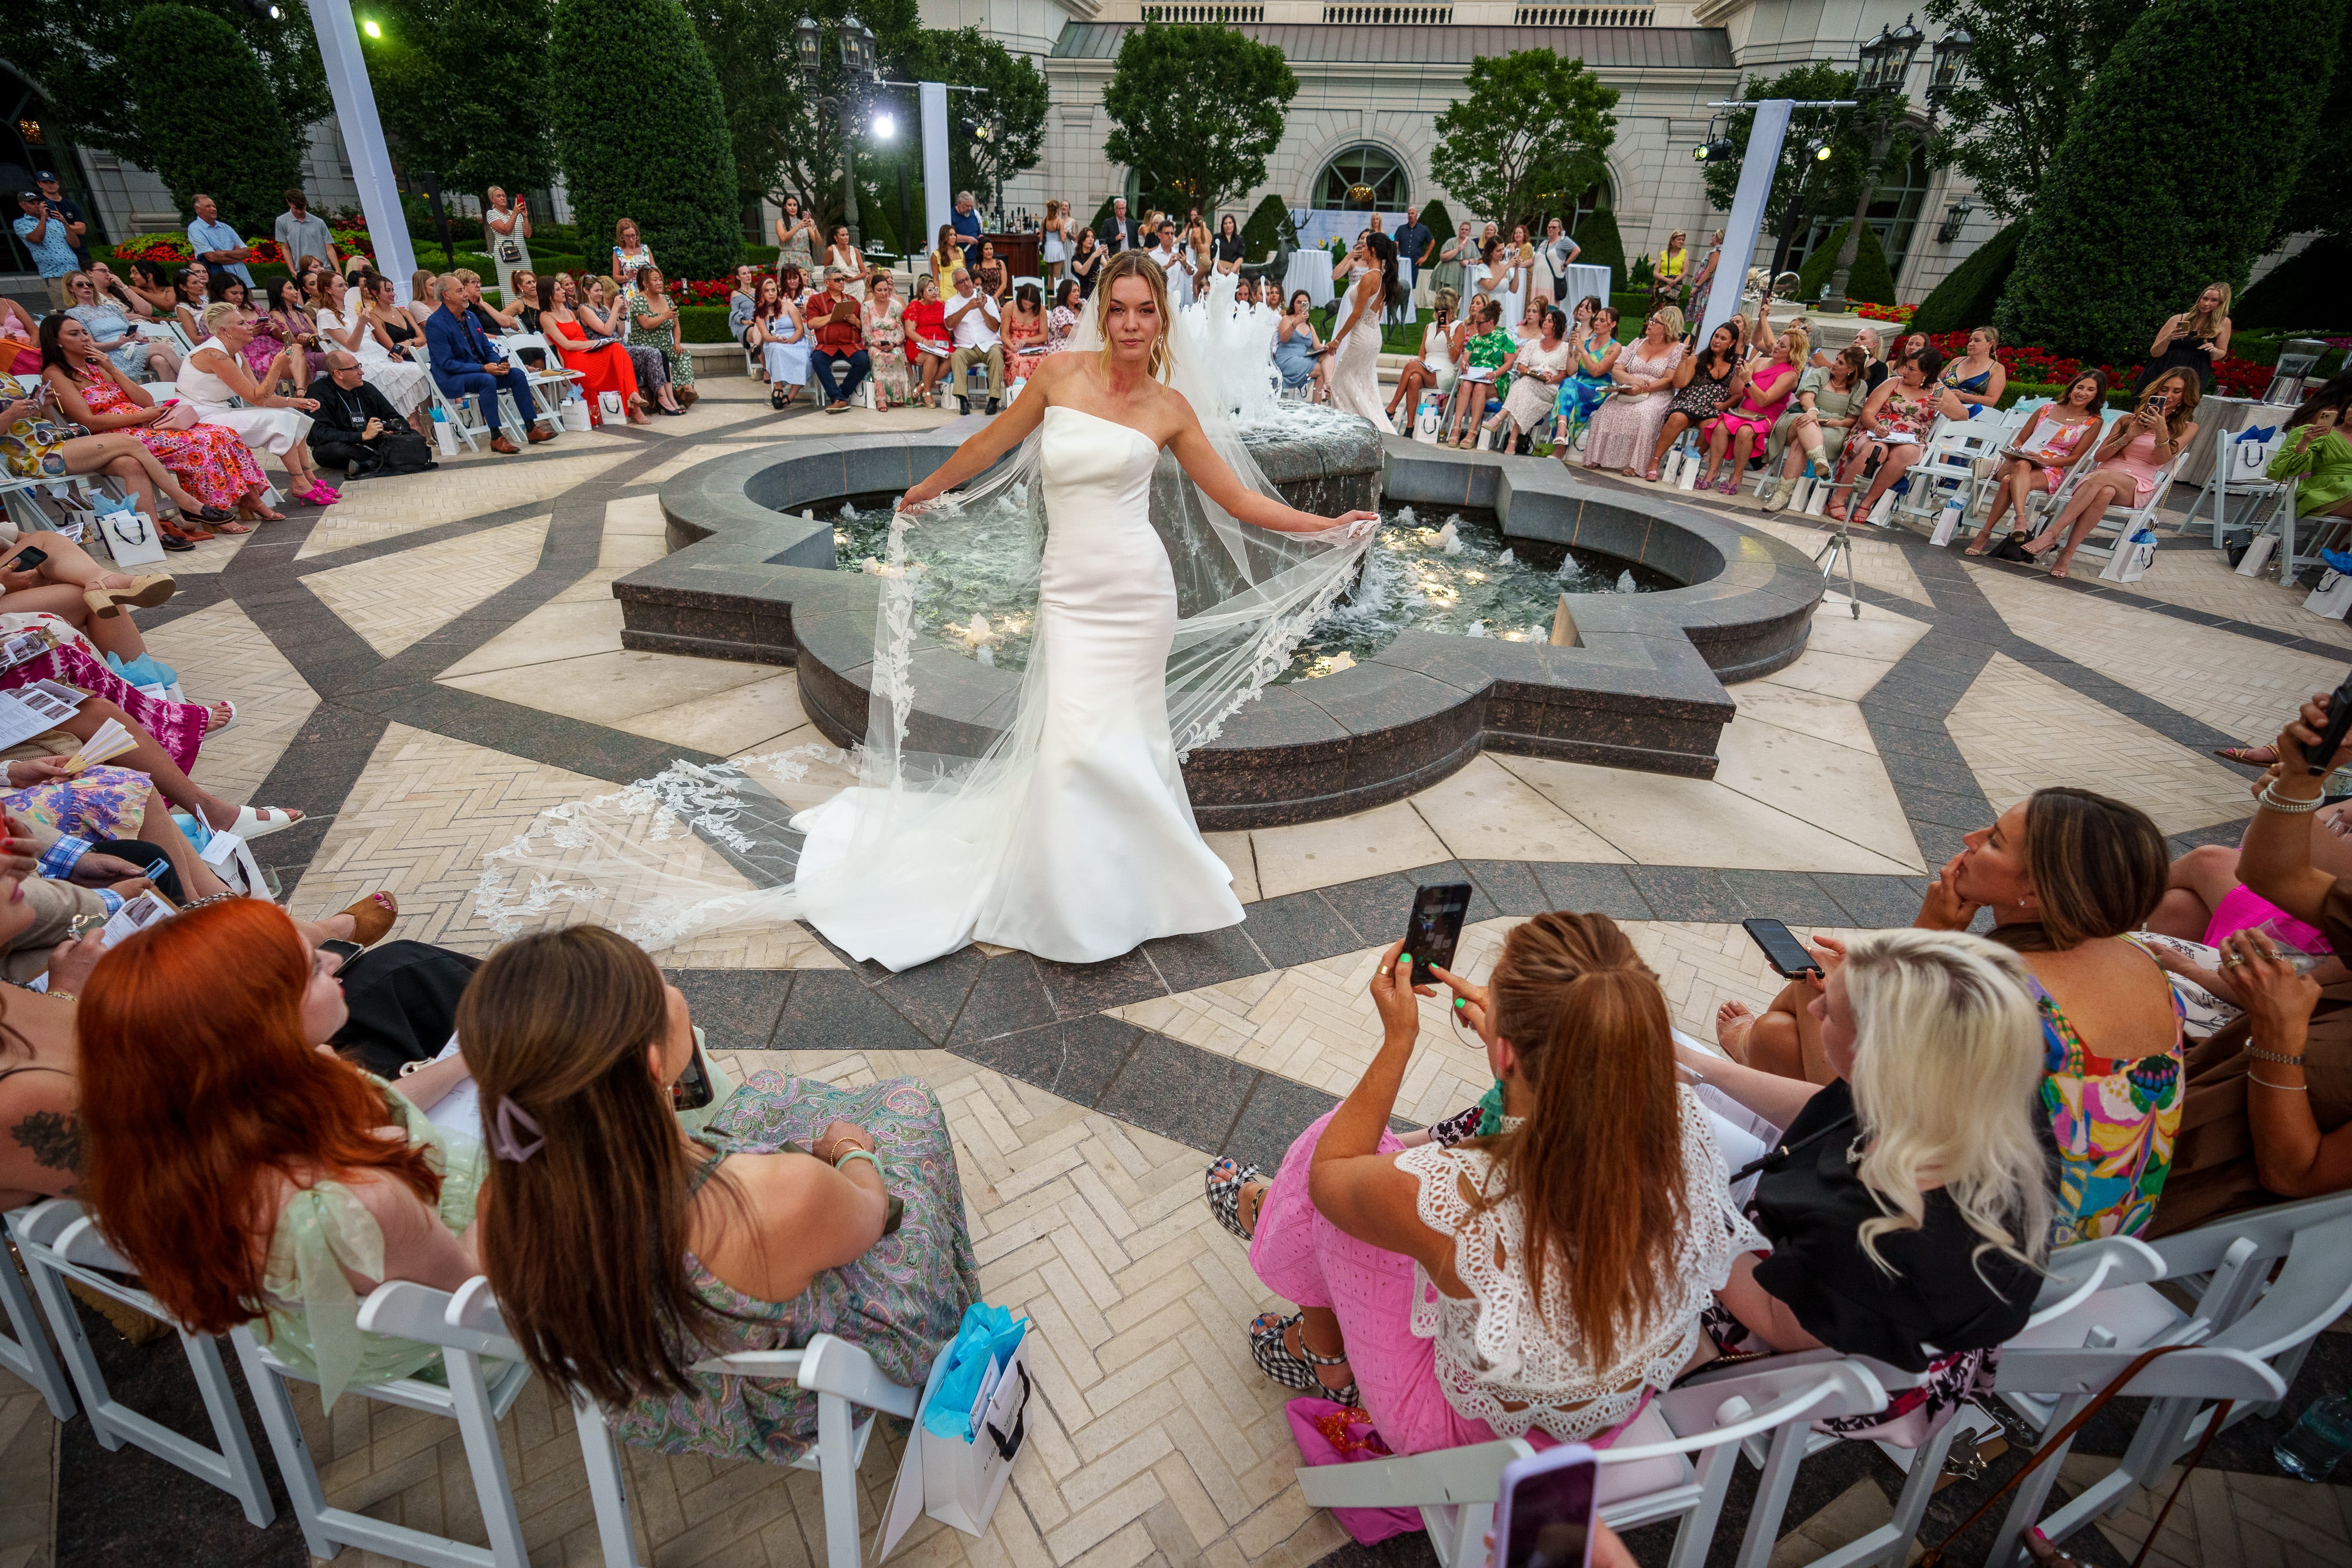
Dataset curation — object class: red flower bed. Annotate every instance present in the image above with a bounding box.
[1912,329,2268,400]
[1853,302,1915,325]
[110,231,373,270]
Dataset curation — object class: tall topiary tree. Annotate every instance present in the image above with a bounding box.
[365,0,559,198]
[1238,193,1297,259]
[1798,220,1896,306]
[1999,0,2343,360]
[552,0,741,281]
[1572,208,1627,287]
[1913,222,2023,334]
[123,6,303,236]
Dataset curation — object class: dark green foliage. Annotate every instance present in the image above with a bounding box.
[123,7,302,235]
[1798,220,1897,306]
[1913,220,2023,335]
[1429,51,1618,232]
[1999,0,2343,360]
[677,306,734,342]
[2237,238,2352,330]
[1239,194,1298,259]
[1416,200,1453,251]
[1103,24,1298,213]
[1702,63,1903,239]
[2273,5,2352,243]
[363,0,558,196]
[900,28,1050,211]
[551,0,741,282]
[14,0,329,170]
[1089,197,1118,237]
[1573,208,1627,287]
[1922,0,2144,220]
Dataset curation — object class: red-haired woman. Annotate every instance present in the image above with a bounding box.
[1204,913,1758,1453]
[78,900,480,1406]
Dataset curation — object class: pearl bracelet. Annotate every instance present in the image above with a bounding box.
[2258,782,2326,814]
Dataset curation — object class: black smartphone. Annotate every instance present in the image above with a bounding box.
[2303,667,2352,777]
[1743,917,1823,979]
[1404,881,1472,986]
[670,1037,716,1111]
[5,546,48,574]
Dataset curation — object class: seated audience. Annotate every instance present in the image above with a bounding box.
[2013,366,2199,577]
[582,278,679,416]
[76,900,480,1405]
[62,271,179,381]
[1761,347,1870,510]
[822,225,863,299]
[1549,300,1618,456]
[171,263,213,345]
[1583,307,1685,472]
[228,278,307,397]
[1966,372,2109,552]
[425,276,554,454]
[863,273,910,410]
[37,314,285,527]
[1387,292,1459,424]
[1004,284,1049,383]
[1681,930,2049,1372]
[1045,278,1083,352]
[315,271,431,426]
[2154,694,2352,1231]
[747,278,808,412]
[904,276,950,407]
[458,925,977,1464]
[1645,320,1745,480]
[1209,914,1759,1450]
[539,279,648,427]
[727,264,760,357]
[1696,327,1805,493]
[2264,380,2352,531]
[179,303,336,505]
[309,351,439,479]
[1445,297,1520,446]
[624,267,697,409]
[1489,307,1570,454]
[1939,326,2007,414]
[263,278,331,386]
[2,372,237,537]
[127,260,179,319]
[1272,289,1329,402]
[0,297,34,376]
[363,272,429,365]
[1824,348,1966,524]
[943,269,1005,413]
[805,273,869,414]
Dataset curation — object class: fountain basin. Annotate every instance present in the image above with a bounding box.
[625,426,1827,829]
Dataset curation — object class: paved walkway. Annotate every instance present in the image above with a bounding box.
[6,377,2349,1568]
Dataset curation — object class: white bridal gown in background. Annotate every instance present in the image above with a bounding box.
[790,404,1244,969]
[1324,272,1394,433]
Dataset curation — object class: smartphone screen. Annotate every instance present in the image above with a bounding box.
[670,1038,716,1111]
[1404,882,1472,985]
[1498,1450,1596,1568]
[2301,668,2352,776]
[5,547,48,574]
[1742,917,1823,979]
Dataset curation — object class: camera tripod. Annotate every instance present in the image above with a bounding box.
[1812,509,1863,618]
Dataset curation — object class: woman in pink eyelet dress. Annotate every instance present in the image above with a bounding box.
[1204,912,1757,1458]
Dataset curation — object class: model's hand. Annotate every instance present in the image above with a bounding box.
[897,477,946,512]
[1330,509,1379,540]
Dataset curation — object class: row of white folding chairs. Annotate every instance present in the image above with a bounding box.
[1,1196,907,1568]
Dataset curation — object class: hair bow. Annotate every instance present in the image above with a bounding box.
[489,1095,545,1164]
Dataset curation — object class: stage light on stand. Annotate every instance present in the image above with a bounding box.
[362,16,381,36]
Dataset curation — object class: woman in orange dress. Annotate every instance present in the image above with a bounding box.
[537,278,646,427]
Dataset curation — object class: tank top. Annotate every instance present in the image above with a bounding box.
[177,341,242,407]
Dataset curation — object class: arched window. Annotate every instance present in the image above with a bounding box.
[1566,177,1612,237]
[1312,145,1409,211]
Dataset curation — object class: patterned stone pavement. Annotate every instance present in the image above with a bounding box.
[9,374,2350,1568]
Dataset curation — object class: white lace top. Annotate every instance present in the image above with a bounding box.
[1399,1084,1763,1440]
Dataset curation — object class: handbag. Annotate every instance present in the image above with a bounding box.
[153,398,199,430]
[497,239,523,265]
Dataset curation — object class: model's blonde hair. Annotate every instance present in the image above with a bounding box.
[1842,928,2053,1278]
[1093,249,1174,382]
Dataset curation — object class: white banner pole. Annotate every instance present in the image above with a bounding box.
[305,0,417,302]
[920,82,951,263]
[1699,98,1793,350]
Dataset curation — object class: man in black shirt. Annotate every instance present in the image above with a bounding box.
[310,351,436,478]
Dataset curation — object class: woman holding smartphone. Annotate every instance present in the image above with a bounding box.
[1964,371,2109,552]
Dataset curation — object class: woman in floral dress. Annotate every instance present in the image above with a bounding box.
[1441,297,1518,446]
[862,273,910,409]
[625,267,697,407]
[1004,285,1050,383]
[43,317,274,521]
[459,927,978,1469]
[1582,307,1688,476]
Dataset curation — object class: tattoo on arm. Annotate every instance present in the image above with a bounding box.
[11,1110,84,1181]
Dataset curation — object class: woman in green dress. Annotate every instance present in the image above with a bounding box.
[626,266,698,408]
[459,925,978,1465]
[1441,296,1518,446]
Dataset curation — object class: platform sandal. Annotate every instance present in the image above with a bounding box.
[1249,1311,1360,1405]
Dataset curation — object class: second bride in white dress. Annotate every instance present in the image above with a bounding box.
[1324,233,1398,433]
[477,258,1378,971]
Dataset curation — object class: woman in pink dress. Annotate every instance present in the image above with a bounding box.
[1201,914,1756,1456]
[1966,372,2110,555]
[42,316,276,523]
[1582,307,1687,475]
[1003,285,1050,383]
[2020,367,2200,577]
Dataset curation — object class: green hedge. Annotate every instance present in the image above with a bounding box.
[1611,291,1651,322]
[1240,193,1297,259]
[1573,208,1626,288]
[677,305,733,343]
[1418,200,1454,253]
[550,0,741,285]
[1798,220,1897,306]
[126,7,302,237]
[1913,220,2022,335]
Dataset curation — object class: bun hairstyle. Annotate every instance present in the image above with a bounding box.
[1480,912,1689,1368]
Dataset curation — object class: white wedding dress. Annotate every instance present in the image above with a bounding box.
[791,406,1244,968]
[1325,273,1394,433]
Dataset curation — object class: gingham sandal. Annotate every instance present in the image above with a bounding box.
[1202,1157,1264,1242]
[1249,1311,1361,1405]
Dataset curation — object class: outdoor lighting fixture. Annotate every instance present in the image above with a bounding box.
[841,16,876,75]
[1857,15,1925,97]
[960,116,993,145]
[1937,196,1976,243]
[1928,25,1974,106]
[362,16,380,36]
[1692,135,1735,163]
[795,15,821,77]
[873,111,896,140]
[1812,138,1833,162]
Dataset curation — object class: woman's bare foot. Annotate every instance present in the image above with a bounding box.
[1715,1000,1757,1064]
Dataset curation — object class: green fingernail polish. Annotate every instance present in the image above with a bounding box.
[1454,998,1466,1008]
[1400,953,1411,964]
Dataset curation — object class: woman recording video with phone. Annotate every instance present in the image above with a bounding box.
[2015,366,2201,577]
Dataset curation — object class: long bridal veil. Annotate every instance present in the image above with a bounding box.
[473,270,1378,957]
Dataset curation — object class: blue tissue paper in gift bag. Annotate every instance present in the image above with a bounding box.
[920,1302,1028,1440]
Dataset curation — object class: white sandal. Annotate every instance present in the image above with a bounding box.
[208,698,238,735]
[218,804,302,841]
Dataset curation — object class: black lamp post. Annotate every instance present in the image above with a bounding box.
[797,14,878,249]
[1818,17,1922,312]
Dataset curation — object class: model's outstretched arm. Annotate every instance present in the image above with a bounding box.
[896,362,1051,510]
[1166,393,1376,537]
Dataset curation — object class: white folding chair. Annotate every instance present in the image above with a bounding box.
[495,332,584,423]
[549,1282,916,1568]
[1297,1358,1887,1568]
[425,375,502,453]
[5,1199,274,1525]
[232,1275,536,1568]
[1,1203,75,1419]
[2183,427,2288,543]
[1892,414,2009,530]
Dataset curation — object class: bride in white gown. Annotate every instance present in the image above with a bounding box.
[1323,232,1398,433]
[476,255,1378,971]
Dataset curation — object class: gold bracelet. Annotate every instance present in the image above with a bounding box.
[44,989,75,1003]
[2249,1072,2310,1092]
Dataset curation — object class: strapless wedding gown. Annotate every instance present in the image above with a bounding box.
[1325,275,1394,433]
[793,404,1246,969]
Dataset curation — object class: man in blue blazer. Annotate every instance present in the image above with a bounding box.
[423,276,550,453]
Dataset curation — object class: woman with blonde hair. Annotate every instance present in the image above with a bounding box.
[1682,927,2050,1372]
[458,924,977,1461]
[2137,282,2233,393]
[1206,912,1760,1449]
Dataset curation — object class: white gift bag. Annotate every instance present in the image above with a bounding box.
[1413,393,1442,444]
[1866,490,1895,527]
[923,1336,1031,1534]
[598,391,624,419]
[2235,532,2278,578]
[96,506,170,569]
[2305,569,2352,621]
[1804,480,1830,517]
[197,829,267,897]
[1789,475,1815,514]
[1930,496,1965,548]
[563,399,593,432]
[2099,527,2158,584]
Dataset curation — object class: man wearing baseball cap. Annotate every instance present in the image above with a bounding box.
[34,172,92,269]
[12,187,81,308]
